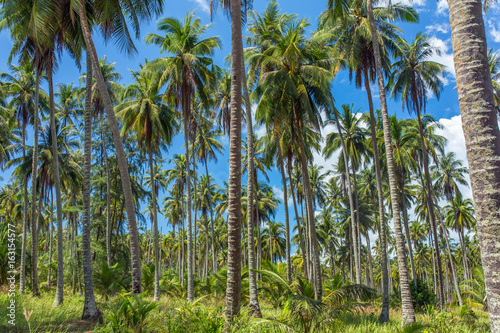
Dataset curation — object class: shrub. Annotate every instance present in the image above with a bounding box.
[409,279,435,310]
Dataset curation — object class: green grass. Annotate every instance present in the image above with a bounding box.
[0,291,491,333]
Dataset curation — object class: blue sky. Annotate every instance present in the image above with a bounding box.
[1,0,499,240]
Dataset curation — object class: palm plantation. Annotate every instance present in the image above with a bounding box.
[0,0,499,332]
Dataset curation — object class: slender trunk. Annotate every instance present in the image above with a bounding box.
[242,61,262,317]
[183,101,194,302]
[48,190,54,286]
[225,0,243,321]
[278,145,292,284]
[366,0,415,323]
[435,199,463,306]
[32,184,43,297]
[205,161,217,273]
[333,111,360,285]
[193,152,198,277]
[295,115,322,300]
[367,235,374,289]
[416,108,445,309]
[81,52,101,321]
[399,170,417,286]
[101,114,112,267]
[25,72,41,296]
[365,73,390,321]
[352,167,363,285]
[288,162,308,280]
[150,148,160,302]
[78,1,142,293]
[48,67,64,307]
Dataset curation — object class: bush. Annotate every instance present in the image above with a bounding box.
[410,279,435,310]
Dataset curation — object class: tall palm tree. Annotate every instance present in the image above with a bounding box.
[364,0,416,324]
[388,33,446,308]
[250,16,333,300]
[76,0,165,294]
[117,66,176,301]
[81,52,100,320]
[145,11,220,302]
[0,63,42,295]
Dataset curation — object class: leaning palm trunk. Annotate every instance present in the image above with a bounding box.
[225,0,244,322]
[78,2,142,293]
[366,0,415,324]
[364,73,390,322]
[242,61,262,317]
[448,1,500,329]
[333,110,361,285]
[204,160,217,273]
[48,66,65,307]
[48,193,54,286]
[81,52,101,321]
[25,72,41,296]
[416,109,445,309]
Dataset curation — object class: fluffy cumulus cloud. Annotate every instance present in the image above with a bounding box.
[435,115,473,200]
[427,36,455,85]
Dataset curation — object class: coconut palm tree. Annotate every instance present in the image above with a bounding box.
[250,15,334,300]
[388,33,446,308]
[364,0,416,323]
[117,66,176,301]
[145,11,220,302]
[76,0,165,294]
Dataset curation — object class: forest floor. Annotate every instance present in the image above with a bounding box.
[0,291,491,332]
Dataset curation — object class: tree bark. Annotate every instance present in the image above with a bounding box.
[47,66,64,307]
[101,114,112,267]
[78,0,142,293]
[366,0,415,324]
[81,51,101,321]
[447,1,500,329]
[24,72,40,296]
[242,61,262,317]
[278,145,292,284]
[364,73,390,322]
[150,148,160,302]
[225,0,243,321]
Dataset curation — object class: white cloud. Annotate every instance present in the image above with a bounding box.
[487,19,500,43]
[435,115,472,200]
[427,36,455,85]
[272,185,284,201]
[397,0,426,7]
[189,0,210,13]
[437,0,448,15]
[425,23,449,34]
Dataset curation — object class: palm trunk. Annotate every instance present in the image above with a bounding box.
[48,191,54,286]
[416,108,445,309]
[48,66,65,307]
[287,161,308,280]
[101,114,112,267]
[78,1,142,293]
[434,197,463,306]
[242,61,262,317]
[399,170,417,286]
[366,0,415,324]
[25,72,41,296]
[81,52,101,321]
[352,167,363,284]
[364,73,390,322]
[333,111,361,285]
[182,97,194,302]
[278,144,292,284]
[225,0,243,321]
[205,160,217,273]
[295,114,322,300]
[149,148,160,302]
